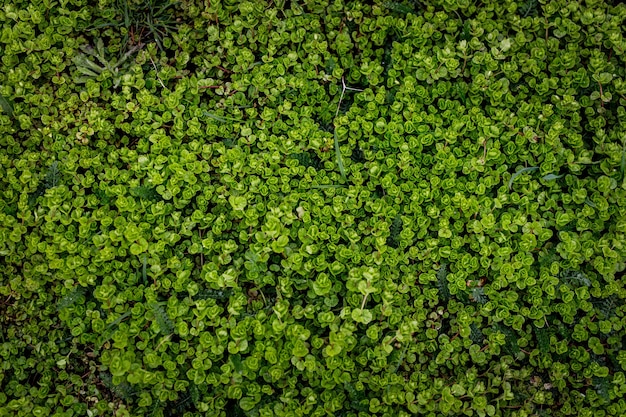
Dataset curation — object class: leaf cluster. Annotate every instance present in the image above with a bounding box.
[1,0,626,416]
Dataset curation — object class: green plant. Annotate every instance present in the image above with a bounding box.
[72,38,142,87]
[1,0,626,416]
[90,0,180,52]
[0,91,13,118]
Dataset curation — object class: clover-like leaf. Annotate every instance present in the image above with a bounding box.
[229,195,247,211]
[351,308,373,324]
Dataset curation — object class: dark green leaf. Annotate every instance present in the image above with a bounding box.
[508,166,539,190]
[0,92,14,117]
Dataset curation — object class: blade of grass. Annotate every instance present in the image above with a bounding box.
[332,77,362,183]
[541,173,564,181]
[311,184,345,189]
[584,198,596,208]
[95,38,109,66]
[334,129,347,181]
[89,22,119,30]
[508,166,538,190]
[142,254,147,284]
[0,92,14,118]
[123,0,130,27]
[202,111,243,123]
[118,42,144,65]
[73,55,104,73]
[75,66,101,77]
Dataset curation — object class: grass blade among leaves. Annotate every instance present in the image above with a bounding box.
[0,92,13,118]
[508,166,539,190]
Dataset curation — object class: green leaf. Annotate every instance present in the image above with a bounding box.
[202,111,242,123]
[593,376,611,403]
[534,326,550,354]
[310,184,345,189]
[0,92,14,118]
[239,397,259,412]
[292,340,309,357]
[150,302,174,335]
[451,384,466,396]
[584,198,597,208]
[130,238,149,255]
[542,173,564,181]
[57,287,86,311]
[351,308,373,324]
[436,263,450,302]
[312,274,332,296]
[131,186,161,201]
[229,195,247,211]
[110,355,131,377]
[383,1,416,15]
[324,343,342,357]
[334,130,347,181]
[508,166,539,190]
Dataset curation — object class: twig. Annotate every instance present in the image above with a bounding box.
[598,81,604,108]
[335,76,364,117]
[217,65,233,74]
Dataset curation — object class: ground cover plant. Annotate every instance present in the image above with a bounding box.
[1,0,626,416]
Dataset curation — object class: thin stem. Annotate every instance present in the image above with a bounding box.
[360,293,369,310]
[482,140,487,162]
[598,81,604,108]
[155,334,172,351]
[259,289,267,307]
[199,229,204,267]
[217,65,233,74]
[335,79,346,118]
[149,54,166,89]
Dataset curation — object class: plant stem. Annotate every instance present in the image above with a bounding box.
[360,293,369,310]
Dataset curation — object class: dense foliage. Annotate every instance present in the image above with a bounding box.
[1,0,626,416]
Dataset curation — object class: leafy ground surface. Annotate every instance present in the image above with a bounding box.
[1,0,626,416]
